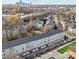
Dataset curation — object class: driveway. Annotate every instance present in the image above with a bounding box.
[34,50,65,59]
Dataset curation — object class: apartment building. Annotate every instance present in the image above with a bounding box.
[2,29,66,59]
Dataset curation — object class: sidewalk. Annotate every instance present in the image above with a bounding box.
[57,40,76,50]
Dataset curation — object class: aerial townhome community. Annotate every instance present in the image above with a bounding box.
[2,0,76,59]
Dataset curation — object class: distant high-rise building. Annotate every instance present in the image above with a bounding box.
[15,0,29,6]
[20,0,22,4]
[30,2,32,5]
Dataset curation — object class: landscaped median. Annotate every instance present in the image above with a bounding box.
[57,42,76,54]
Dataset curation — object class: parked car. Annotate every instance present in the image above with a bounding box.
[49,57,55,59]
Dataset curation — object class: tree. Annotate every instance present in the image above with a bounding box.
[6,15,19,27]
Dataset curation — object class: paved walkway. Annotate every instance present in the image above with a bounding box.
[57,40,76,50]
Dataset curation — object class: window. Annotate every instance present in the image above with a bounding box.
[22,48,24,49]
[23,19,27,22]
[26,52,29,54]
[22,48,24,52]
[64,36,67,40]
[16,50,18,53]
[3,50,5,52]
[33,50,35,52]
[3,54,5,56]
[36,48,38,51]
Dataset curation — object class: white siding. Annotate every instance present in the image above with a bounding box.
[3,31,65,59]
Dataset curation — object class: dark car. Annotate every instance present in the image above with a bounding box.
[49,57,55,59]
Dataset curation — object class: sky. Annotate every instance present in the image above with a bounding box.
[2,0,76,5]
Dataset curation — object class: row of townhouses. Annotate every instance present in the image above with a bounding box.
[2,29,68,59]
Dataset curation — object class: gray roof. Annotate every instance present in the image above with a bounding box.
[32,20,43,27]
[46,20,54,25]
[2,29,63,49]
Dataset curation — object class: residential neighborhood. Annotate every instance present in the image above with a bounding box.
[2,0,76,59]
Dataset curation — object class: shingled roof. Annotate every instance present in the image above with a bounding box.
[3,29,63,49]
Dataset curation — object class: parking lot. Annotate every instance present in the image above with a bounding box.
[34,41,76,59]
[34,50,65,59]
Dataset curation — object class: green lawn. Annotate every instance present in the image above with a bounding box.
[57,42,76,54]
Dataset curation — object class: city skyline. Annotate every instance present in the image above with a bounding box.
[2,0,75,5]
